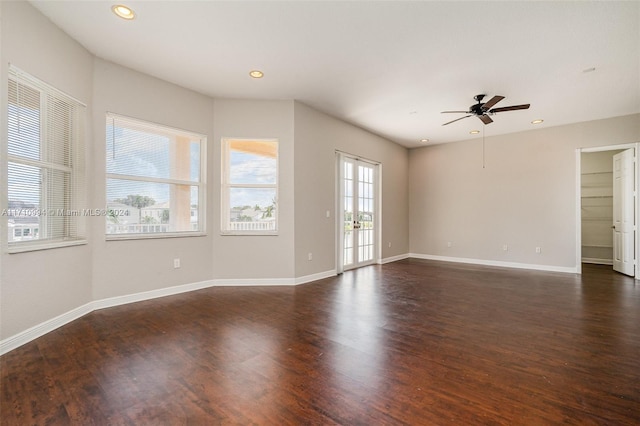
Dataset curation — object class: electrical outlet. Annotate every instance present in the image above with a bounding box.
[173,258,181,269]
[447,241,452,248]
[503,244,508,251]
[308,253,313,261]
[388,242,392,248]
[536,247,541,254]
[326,210,331,218]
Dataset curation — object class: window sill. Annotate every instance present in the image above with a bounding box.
[106,232,206,241]
[220,231,279,236]
[8,239,88,254]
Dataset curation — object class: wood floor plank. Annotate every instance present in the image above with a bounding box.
[2,260,639,424]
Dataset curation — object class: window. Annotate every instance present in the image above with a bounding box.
[105,114,206,239]
[6,66,86,252]
[221,138,278,234]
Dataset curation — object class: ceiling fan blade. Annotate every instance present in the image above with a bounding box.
[442,115,472,126]
[478,114,493,125]
[441,110,470,114]
[489,104,530,113]
[481,95,504,111]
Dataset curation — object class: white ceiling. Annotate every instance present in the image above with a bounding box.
[31,1,640,148]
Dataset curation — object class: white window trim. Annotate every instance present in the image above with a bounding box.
[105,113,207,241]
[6,65,87,253]
[8,239,87,254]
[221,138,279,236]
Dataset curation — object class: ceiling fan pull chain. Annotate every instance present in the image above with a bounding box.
[482,125,486,169]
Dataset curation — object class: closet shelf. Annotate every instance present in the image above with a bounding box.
[581,171,613,176]
[581,183,613,188]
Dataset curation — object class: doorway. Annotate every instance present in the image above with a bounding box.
[336,152,380,272]
[578,144,639,278]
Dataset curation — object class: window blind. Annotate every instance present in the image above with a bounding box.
[7,66,86,251]
[105,113,206,238]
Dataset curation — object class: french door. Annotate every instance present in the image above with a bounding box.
[338,154,379,271]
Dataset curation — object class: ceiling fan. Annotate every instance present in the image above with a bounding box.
[442,94,530,126]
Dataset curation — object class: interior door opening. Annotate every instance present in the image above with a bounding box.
[579,145,638,278]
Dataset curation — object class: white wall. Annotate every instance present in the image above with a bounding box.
[2,0,636,352]
[0,0,94,339]
[409,114,640,270]
[212,99,296,280]
[91,58,215,300]
[0,3,407,344]
[293,102,409,277]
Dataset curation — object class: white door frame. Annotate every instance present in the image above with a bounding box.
[576,142,640,278]
[336,151,381,273]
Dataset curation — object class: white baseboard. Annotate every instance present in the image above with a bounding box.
[295,269,336,285]
[582,257,613,265]
[211,277,296,286]
[1,279,220,356]
[0,270,336,356]
[0,301,94,355]
[409,253,578,274]
[93,279,218,311]
[0,255,578,356]
[379,253,410,264]
[7,255,574,356]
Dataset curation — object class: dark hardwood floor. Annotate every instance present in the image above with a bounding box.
[2,260,640,425]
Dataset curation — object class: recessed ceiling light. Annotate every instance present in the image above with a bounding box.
[531,119,544,124]
[469,130,480,134]
[112,4,135,20]
[420,139,429,143]
[249,70,264,79]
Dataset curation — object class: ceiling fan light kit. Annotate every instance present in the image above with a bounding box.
[441,94,530,126]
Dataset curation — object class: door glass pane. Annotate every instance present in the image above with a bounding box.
[357,165,375,263]
[343,160,354,266]
[343,160,376,267]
